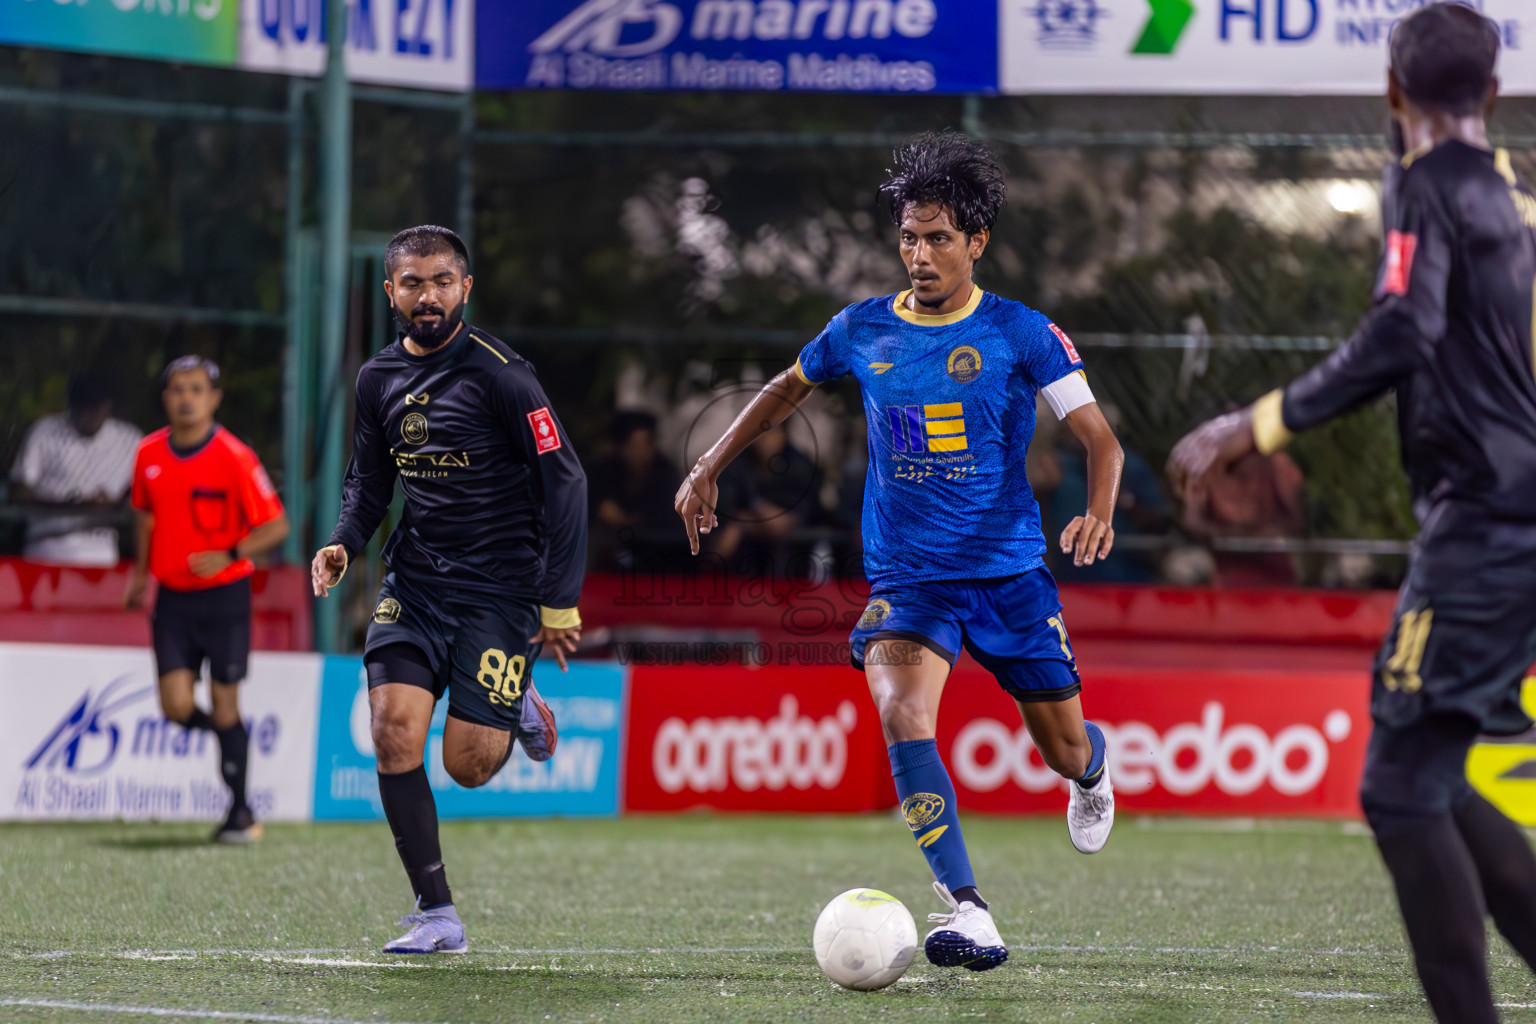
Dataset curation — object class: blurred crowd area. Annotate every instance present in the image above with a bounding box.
[6,47,1536,590]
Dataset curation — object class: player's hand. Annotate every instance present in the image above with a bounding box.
[311,544,348,598]
[530,625,581,672]
[674,465,720,556]
[1061,513,1115,567]
[188,550,234,577]
[123,572,148,610]
[1167,408,1257,500]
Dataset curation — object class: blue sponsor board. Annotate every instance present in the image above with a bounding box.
[477,0,997,94]
[312,656,627,820]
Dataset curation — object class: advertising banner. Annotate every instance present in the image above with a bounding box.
[624,664,895,812]
[0,644,319,822]
[0,0,239,67]
[940,665,1371,817]
[1001,0,1536,96]
[238,0,474,90]
[476,0,998,94]
[311,656,627,820]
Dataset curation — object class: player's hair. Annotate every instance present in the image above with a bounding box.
[67,373,111,410]
[162,354,221,387]
[1390,4,1500,115]
[878,131,1007,237]
[384,225,471,278]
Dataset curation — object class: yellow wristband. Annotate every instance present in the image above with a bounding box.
[539,605,581,630]
[1251,389,1294,455]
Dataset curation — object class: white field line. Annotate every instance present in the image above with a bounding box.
[13,943,1401,960]
[0,998,447,1024]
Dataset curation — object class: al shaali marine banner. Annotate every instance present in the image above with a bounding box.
[1002,0,1534,95]
[476,0,1000,94]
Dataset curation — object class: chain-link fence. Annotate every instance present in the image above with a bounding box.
[4,48,1534,597]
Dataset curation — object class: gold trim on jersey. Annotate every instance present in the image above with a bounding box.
[540,605,581,630]
[892,285,984,327]
[791,359,820,387]
[470,333,508,364]
[1400,141,1433,170]
[1496,149,1518,187]
[1251,389,1294,455]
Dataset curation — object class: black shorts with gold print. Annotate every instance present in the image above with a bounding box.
[362,570,542,731]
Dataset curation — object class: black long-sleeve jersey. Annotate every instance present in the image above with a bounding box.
[1257,140,1536,531]
[328,326,588,618]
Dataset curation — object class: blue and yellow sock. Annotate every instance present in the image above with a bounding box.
[889,739,979,901]
[1077,721,1107,790]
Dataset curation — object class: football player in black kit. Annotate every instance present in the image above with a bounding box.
[312,225,587,954]
[1170,8,1536,1022]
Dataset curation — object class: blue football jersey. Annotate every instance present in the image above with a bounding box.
[796,288,1085,586]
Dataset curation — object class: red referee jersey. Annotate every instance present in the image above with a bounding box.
[131,426,285,591]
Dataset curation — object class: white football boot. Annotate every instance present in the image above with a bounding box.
[1067,759,1115,854]
[923,882,1008,971]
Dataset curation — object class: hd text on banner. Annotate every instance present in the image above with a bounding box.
[1003,0,1534,96]
[476,0,998,94]
[311,657,627,821]
[0,644,319,823]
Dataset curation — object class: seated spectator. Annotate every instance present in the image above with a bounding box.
[1180,448,1306,587]
[712,423,823,577]
[10,374,142,566]
[589,410,682,572]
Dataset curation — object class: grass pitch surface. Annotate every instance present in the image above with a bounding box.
[3,816,1535,1023]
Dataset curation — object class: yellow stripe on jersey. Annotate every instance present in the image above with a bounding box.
[925,418,966,436]
[924,403,963,418]
[927,436,968,453]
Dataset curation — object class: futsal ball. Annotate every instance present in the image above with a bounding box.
[813,888,918,991]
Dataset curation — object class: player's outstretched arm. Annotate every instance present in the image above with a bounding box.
[674,367,817,556]
[1058,403,1124,567]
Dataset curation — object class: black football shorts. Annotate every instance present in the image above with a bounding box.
[151,577,253,684]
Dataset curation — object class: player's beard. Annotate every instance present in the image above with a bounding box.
[394,298,465,348]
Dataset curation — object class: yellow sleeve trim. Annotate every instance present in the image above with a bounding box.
[791,359,820,387]
[1251,389,1294,455]
[540,605,581,630]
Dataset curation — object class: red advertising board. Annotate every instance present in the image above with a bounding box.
[939,665,1372,817]
[624,664,896,812]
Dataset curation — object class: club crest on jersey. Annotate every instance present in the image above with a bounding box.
[401,412,429,446]
[946,344,982,383]
[373,597,402,624]
[858,598,891,629]
[1048,323,1081,363]
[902,793,945,830]
[527,407,561,454]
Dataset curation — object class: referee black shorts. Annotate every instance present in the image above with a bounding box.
[151,577,253,685]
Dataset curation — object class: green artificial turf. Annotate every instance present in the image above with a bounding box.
[2,815,1533,1023]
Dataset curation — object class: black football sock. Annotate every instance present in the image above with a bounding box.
[215,721,250,814]
[1371,811,1497,1024]
[952,886,988,911]
[377,766,452,910]
[1455,791,1536,972]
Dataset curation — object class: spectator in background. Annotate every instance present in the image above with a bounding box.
[1180,447,1306,587]
[712,422,823,575]
[1045,404,1169,584]
[10,374,142,566]
[589,410,682,571]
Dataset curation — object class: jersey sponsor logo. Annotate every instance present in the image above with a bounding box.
[373,597,402,624]
[1383,229,1418,297]
[527,407,562,454]
[887,403,967,453]
[1048,323,1081,363]
[857,598,891,629]
[868,362,894,375]
[946,344,982,383]
[145,465,162,480]
[404,392,430,405]
[901,792,945,829]
[401,412,429,446]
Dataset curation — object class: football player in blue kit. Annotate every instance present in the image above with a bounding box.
[676,133,1125,971]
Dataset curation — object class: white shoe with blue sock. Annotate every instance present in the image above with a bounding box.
[923,882,1009,971]
[1068,759,1115,854]
[382,899,467,954]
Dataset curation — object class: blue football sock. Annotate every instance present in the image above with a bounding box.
[889,739,976,893]
[1078,721,1107,789]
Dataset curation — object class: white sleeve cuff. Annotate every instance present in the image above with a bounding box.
[1041,371,1095,421]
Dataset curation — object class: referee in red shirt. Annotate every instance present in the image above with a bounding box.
[124,356,290,842]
